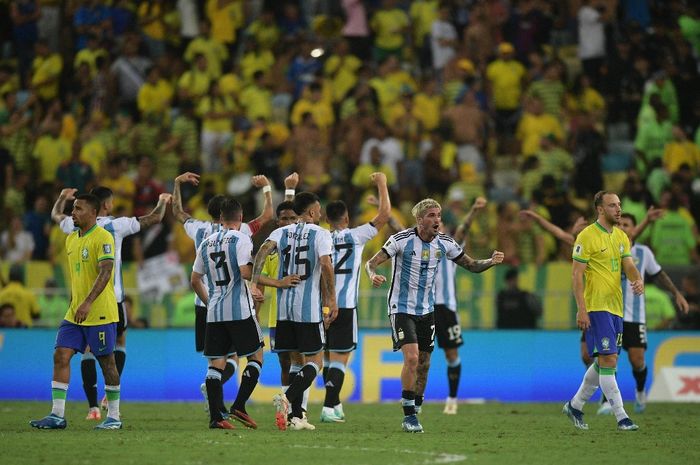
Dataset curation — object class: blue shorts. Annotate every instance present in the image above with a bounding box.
[584,311,622,358]
[55,320,117,356]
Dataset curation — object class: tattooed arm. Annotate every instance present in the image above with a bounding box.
[172,172,200,223]
[73,259,114,324]
[251,240,277,287]
[653,270,690,314]
[138,193,172,228]
[453,249,505,273]
[366,249,391,287]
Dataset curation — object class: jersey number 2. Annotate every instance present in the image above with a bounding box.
[334,243,353,275]
[210,252,231,286]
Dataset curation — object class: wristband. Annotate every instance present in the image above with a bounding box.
[322,306,330,315]
[262,185,272,194]
[285,189,295,196]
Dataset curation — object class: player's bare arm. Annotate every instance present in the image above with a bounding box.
[519,209,575,246]
[454,250,504,273]
[629,206,664,242]
[172,172,200,223]
[367,195,404,232]
[454,197,487,245]
[622,256,644,295]
[284,172,299,201]
[190,271,208,306]
[240,263,300,289]
[369,172,391,230]
[366,249,390,287]
[319,255,338,326]
[74,259,114,324]
[653,270,690,314]
[251,175,274,226]
[51,188,77,223]
[138,193,172,228]
[572,260,589,330]
[251,240,277,287]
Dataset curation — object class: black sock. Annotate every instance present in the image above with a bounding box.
[222,359,236,384]
[323,366,345,408]
[401,390,416,416]
[633,366,647,393]
[322,366,329,384]
[81,357,98,408]
[415,395,424,407]
[448,363,461,398]
[286,364,318,418]
[114,347,126,376]
[206,367,225,422]
[232,361,261,413]
[601,394,608,403]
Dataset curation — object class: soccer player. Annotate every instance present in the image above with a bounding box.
[616,213,689,413]
[434,197,487,415]
[252,192,338,431]
[51,186,171,420]
[563,191,644,431]
[191,197,300,429]
[31,194,123,430]
[365,198,504,433]
[321,172,391,423]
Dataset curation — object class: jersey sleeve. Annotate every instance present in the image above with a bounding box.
[192,241,206,274]
[113,216,141,236]
[316,229,333,257]
[236,235,254,266]
[96,231,115,262]
[572,230,592,263]
[382,234,400,258]
[59,217,76,234]
[620,232,632,259]
[267,226,283,246]
[352,223,379,245]
[246,219,262,236]
[183,218,207,239]
[644,248,662,276]
[443,236,464,261]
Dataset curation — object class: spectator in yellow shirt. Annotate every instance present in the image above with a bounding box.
[324,39,362,103]
[32,122,70,186]
[664,126,700,174]
[138,66,174,121]
[290,82,335,131]
[30,39,63,102]
[138,0,167,57]
[409,0,438,68]
[184,20,228,79]
[177,54,212,103]
[100,156,136,216]
[0,264,39,327]
[197,81,236,173]
[247,8,280,50]
[239,70,273,122]
[73,34,107,78]
[370,0,410,62]
[240,39,275,83]
[516,96,564,157]
[206,0,244,56]
[412,77,442,131]
[486,42,526,134]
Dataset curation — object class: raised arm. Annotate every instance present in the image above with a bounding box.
[284,172,299,201]
[366,195,404,233]
[51,188,77,223]
[453,249,504,273]
[74,259,114,324]
[251,240,277,287]
[250,175,274,227]
[172,172,200,223]
[653,270,690,314]
[319,255,338,326]
[520,209,575,246]
[365,249,391,287]
[369,172,391,230]
[138,193,172,228]
[630,206,664,242]
[454,197,487,245]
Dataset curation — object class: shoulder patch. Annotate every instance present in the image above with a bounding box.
[103,244,112,254]
[574,244,583,255]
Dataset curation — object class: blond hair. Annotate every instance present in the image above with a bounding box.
[412,198,441,219]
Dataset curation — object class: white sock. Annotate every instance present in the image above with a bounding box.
[599,371,627,422]
[51,381,68,417]
[571,363,599,411]
[105,384,121,420]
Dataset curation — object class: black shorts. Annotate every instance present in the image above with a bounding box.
[116,302,127,336]
[203,316,264,359]
[326,308,358,352]
[434,305,463,349]
[390,312,435,353]
[195,305,207,352]
[274,320,325,355]
[622,322,647,350]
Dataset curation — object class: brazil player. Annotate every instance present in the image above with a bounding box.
[31,194,122,430]
[321,172,391,423]
[252,192,339,431]
[563,191,644,431]
[191,197,300,429]
[366,198,504,433]
[51,186,172,420]
[616,213,689,413]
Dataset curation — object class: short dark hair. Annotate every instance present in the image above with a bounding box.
[207,194,225,219]
[593,191,614,208]
[8,264,24,283]
[276,201,295,217]
[293,192,320,215]
[505,267,518,281]
[90,186,113,204]
[76,193,101,213]
[326,200,348,222]
[219,196,243,221]
[620,213,637,225]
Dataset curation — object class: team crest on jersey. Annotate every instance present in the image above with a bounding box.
[81,247,89,260]
[574,244,582,255]
[619,244,624,253]
[601,337,610,350]
[103,244,112,254]
[422,250,430,261]
[436,250,442,259]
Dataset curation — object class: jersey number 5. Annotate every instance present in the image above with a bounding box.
[210,251,231,286]
[281,245,311,280]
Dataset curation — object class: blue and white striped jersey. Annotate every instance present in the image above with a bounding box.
[193,229,255,322]
[61,216,140,302]
[184,219,253,306]
[382,229,464,316]
[622,243,662,323]
[332,223,378,309]
[434,255,457,311]
[267,222,333,323]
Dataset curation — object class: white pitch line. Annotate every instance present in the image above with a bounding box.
[290,444,467,464]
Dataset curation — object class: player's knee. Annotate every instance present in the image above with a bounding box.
[53,350,72,367]
[404,352,419,369]
[629,352,645,370]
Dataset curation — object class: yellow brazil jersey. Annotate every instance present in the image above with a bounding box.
[572,222,632,317]
[261,252,280,328]
[64,225,118,326]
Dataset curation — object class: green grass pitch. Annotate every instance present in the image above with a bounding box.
[2,401,699,465]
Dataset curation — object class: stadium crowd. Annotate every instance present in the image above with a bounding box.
[0,0,699,329]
